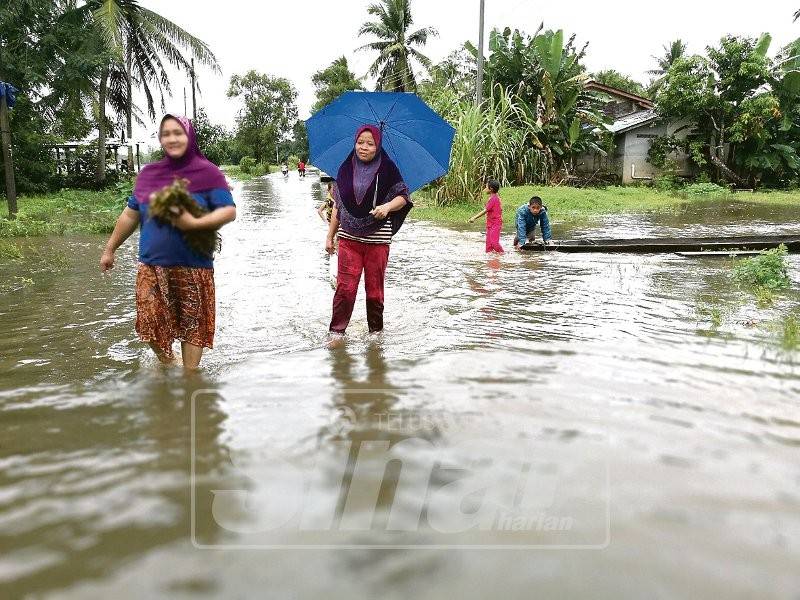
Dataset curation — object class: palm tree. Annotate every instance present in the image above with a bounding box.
[357,0,438,92]
[70,0,219,183]
[647,39,687,94]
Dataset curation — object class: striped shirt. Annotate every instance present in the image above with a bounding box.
[337,220,393,245]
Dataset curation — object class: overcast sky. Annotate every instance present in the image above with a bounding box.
[133,0,800,145]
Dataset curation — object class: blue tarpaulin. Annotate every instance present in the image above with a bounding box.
[0,82,18,109]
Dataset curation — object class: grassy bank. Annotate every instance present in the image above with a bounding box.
[221,164,279,181]
[412,186,800,226]
[0,185,129,239]
[0,163,277,242]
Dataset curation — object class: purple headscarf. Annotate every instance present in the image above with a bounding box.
[352,125,383,206]
[334,125,412,238]
[133,114,228,204]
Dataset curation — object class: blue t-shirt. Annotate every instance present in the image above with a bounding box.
[127,187,235,268]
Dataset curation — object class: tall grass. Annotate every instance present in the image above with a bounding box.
[431,86,551,206]
[0,181,131,238]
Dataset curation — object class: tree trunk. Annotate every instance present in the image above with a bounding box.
[126,52,134,173]
[0,92,17,218]
[96,68,108,185]
[709,153,747,187]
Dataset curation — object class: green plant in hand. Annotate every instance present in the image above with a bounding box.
[148,179,221,258]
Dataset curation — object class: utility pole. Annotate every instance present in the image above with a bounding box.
[183,87,187,116]
[476,0,486,107]
[190,58,197,121]
[126,52,134,173]
[0,89,17,218]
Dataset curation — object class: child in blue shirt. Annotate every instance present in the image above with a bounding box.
[514,196,553,249]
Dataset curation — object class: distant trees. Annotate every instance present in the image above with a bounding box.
[227,71,299,164]
[653,35,800,186]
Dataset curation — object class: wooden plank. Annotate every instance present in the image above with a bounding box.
[676,251,763,257]
[521,235,800,254]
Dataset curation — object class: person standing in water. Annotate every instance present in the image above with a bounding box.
[100,114,236,369]
[317,178,335,223]
[468,179,504,253]
[325,125,412,335]
[298,159,306,178]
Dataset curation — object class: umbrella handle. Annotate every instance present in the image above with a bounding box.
[373,174,379,209]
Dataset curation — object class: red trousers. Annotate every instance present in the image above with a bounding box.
[330,237,390,333]
[485,223,504,253]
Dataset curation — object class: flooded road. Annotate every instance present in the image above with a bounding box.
[1,174,799,598]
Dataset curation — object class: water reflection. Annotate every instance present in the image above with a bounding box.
[1,172,799,597]
[0,371,229,598]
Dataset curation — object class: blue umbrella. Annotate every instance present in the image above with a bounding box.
[305,91,455,193]
[0,82,18,108]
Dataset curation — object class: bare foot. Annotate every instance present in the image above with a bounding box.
[326,332,346,349]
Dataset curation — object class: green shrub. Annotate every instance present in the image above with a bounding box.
[239,156,257,174]
[684,182,729,198]
[655,174,682,192]
[0,239,23,259]
[782,314,799,351]
[754,286,776,307]
[733,245,791,290]
[696,304,723,329]
[0,215,52,237]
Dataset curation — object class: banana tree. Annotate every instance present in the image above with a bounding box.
[473,26,608,182]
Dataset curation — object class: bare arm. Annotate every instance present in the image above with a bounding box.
[173,206,237,231]
[326,205,339,254]
[100,207,139,272]
[468,208,487,223]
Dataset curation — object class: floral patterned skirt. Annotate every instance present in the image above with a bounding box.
[135,264,215,359]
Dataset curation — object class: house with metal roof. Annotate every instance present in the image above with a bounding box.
[576,82,696,184]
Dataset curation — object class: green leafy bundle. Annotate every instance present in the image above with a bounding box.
[148,179,221,258]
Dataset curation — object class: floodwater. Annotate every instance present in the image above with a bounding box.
[1,173,799,599]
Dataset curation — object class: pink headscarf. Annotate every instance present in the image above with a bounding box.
[133,114,228,203]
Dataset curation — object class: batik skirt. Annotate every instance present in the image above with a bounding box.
[135,264,215,359]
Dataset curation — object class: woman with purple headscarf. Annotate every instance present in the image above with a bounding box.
[325,125,412,336]
[100,114,236,369]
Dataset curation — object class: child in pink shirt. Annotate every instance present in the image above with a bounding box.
[468,179,504,253]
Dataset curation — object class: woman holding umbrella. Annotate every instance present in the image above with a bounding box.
[325,125,411,335]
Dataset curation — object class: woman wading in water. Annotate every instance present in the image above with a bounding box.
[100,114,236,369]
[325,125,412,336]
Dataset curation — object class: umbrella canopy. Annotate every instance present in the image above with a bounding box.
[305,92,455,193]
[0,82,18,109]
